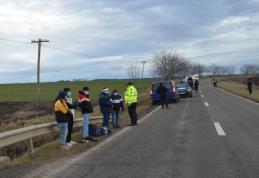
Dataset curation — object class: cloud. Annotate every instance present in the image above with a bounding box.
[1,0,259,83]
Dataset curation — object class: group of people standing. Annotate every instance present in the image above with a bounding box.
[54,82,138,149]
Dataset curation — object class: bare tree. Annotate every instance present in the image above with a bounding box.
[127,64,141,79]
[240,64,259,75]
[152,51,189,79]
[190,63,205,76]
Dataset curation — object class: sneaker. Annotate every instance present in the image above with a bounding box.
[70,141,77,145]
[67,143,73,147]
[61,144,71,150]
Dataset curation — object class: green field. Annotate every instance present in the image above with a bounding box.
[0,79,155,102]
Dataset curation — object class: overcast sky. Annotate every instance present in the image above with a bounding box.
[1,0,259,83]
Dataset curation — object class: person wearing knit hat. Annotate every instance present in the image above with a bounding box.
[99,87,112,128]
[54,91,72,149]
[110,89,124,128]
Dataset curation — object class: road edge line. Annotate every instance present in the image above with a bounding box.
[218,87,259,106]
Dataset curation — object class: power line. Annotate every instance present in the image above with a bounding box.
[0,38,30,44]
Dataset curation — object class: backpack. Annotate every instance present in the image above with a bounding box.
[88,124,101,137]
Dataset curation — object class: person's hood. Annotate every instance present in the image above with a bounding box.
[78,91,90,102]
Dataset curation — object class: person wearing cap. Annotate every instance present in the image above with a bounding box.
[99,88,112,128]
[54,91,73,149]
[110,89,124,128]
[78,86,95,142]
[63,88,77,146]
[124,82,138,126]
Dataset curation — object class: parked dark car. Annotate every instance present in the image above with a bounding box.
[177,82,192,97]
[150,81,179,105]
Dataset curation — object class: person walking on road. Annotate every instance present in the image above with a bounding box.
[194,79,199,93]
[212,78,217,88]
[99,88,112,128]
[54,91,73,149]
[156,83,169,109]
[110,89,124,128]
[78,86,96,143]
[187,77,194,89]
[125,82,138,126]
[247,78,253,94]
[64,88,77,146]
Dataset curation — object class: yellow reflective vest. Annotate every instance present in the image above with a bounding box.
[124,85,138,105]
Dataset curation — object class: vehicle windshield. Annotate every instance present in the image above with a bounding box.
[152,82,171,91]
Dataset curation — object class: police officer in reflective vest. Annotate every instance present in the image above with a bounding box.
[125,82,138,126]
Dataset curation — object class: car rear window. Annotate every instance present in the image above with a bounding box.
[152,82,171,91]
[178,83,189,88]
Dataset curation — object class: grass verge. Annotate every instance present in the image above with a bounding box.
[218,80,259,103]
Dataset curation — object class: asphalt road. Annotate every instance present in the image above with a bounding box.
[2,80,259,178]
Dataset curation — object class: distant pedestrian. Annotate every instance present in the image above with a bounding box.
[78,86,96,143]
[187,77,194,89]
[99,88,112,128]
[247,78,253,94]
[110,89,124,128]
[194,79,199,93]
[212,78,217,87]
[64,88,77,146]
[156,83,168,109]
[125,82,138,126]
[54,91,73,149]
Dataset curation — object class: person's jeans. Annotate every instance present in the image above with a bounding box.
[128,103,138,125]
[66,117,74,143]
[58,122,68,145]
[102,113,110,128]
[112,111,120,128]
[83,113,90,138]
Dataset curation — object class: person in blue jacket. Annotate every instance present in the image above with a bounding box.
[110,89,124,128]
[99,88,112,128]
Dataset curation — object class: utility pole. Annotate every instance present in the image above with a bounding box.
[31,38,49,103]
[141,61,147,79]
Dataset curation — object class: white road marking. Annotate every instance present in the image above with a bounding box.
[204,102,209,107]
[214,122,226,136]
[201,94,204,98]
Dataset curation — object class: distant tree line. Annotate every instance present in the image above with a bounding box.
[127,51,259,79]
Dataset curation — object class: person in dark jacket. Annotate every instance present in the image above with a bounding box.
[55,91,73,149]
[156,83,168,109]
[247,78,253,94]
[78,86,95,142]
[99,88,112,128]
[212,78,217,87]
[64,88,77,146]
[187,77,194,89]
[110,89,124,128]
[194,80,199,93]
